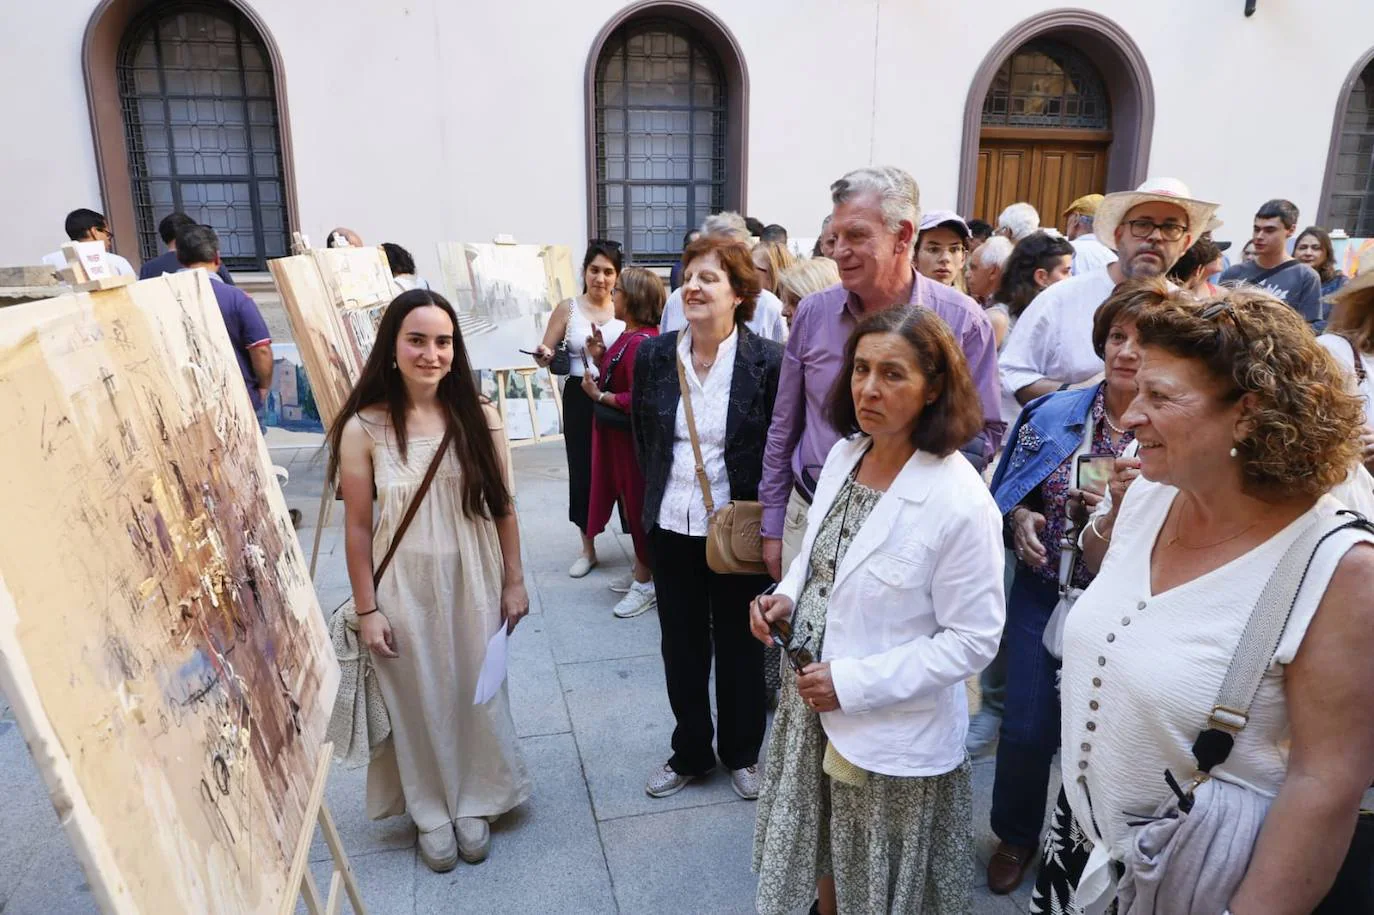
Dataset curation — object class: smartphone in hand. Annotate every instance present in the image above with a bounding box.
[1076,453,1115,496]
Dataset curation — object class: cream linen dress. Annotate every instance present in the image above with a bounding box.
[362,406,530,831]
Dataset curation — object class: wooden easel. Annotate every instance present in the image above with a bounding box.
[280,742,368,915]
[56,242,135,293]
[491,365,565,458]
[308,466,337,580]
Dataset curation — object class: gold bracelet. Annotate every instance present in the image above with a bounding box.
[1088,515,1110,543]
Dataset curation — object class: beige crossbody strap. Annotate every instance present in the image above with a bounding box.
[675,350,716,516]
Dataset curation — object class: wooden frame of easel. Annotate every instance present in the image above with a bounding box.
[280,742,368,915]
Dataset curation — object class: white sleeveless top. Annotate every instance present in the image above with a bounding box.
[1061,477,1374,910]
[564,297,624,378]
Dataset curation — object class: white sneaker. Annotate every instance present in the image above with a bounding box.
[568,555,598,578]
[608,573,634,594]
[612,582,656,618]
[731,765,761,800]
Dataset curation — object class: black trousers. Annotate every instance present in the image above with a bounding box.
[651,527,769,775]
[562,375,593,532]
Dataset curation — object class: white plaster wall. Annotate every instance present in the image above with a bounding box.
[1,0,1370,279]
[0,2,107,262]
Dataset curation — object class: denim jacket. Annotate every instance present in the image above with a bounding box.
[988,383,1103,516]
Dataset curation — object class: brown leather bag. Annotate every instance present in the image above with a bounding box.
[676,353,767,575]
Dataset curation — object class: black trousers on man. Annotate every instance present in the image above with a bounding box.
[652,527,769,775]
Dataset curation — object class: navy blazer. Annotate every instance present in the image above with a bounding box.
[631,326,784,535]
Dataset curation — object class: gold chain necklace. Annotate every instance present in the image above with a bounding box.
[1165,497,1260,550]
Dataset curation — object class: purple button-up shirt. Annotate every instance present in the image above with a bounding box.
[759,271,1005,538]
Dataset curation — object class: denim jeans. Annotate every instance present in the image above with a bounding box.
[990,568,1062,848]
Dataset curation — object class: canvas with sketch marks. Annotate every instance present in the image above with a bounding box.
[0,271,338,913]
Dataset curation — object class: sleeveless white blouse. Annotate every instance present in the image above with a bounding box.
[564,297,623,378]
[1060,477,1374,911]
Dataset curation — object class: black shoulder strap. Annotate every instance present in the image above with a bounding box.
[1249,258,1303,286]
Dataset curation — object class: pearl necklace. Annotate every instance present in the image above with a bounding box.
[1103,410,1127,436]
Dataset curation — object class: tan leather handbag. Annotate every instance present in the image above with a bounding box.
[676,353,767,575]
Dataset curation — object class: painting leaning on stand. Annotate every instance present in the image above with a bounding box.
[327,289,530,872]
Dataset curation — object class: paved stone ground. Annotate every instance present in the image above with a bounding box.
[0,436,1049,914]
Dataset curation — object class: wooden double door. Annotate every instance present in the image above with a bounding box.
[974,128,1110,233]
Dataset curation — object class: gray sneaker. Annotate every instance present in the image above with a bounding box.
[965,708,1002,757]
[731,765,761,800]
[645,763,695,798]
[608,573,634,594]
[418,823,458,872]
[612,583,657,618]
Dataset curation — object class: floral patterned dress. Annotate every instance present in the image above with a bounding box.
[753,472,974,915]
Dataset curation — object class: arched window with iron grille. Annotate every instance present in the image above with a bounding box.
[117,3,289,272]
[1323,55,1374,236]
[594,20,727,267]
[981,39,1111,130]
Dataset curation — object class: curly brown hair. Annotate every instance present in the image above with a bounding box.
[681,236,761,324]
[1134,287,1363,496]
[825,306,984,457]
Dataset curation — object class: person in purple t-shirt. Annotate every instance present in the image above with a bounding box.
[175,223,273,412]
[759,166,1005,581]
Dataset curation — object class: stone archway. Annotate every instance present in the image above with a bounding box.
[83,0,298,270]
[583,0,749,258]
[958,9,1153,223]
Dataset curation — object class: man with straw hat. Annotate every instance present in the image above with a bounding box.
[999,177,1220,409]
[1063,193,1117,276]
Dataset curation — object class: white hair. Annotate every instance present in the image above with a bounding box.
[997,202,1041,241]
[830,166,921,253]
[973,235,1014,269]
[700,211,750,242]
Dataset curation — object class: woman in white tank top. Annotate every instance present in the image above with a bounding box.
[533,241,625,577]
[1032,283,1374,915]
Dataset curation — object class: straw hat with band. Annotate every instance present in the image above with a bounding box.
[1093,178,1221,253]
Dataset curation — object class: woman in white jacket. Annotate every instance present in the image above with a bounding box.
[750,306,1006,915]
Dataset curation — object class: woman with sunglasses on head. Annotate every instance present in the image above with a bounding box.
[750,307,1004,915]
[533,240,625,578]
[329,290,530,872]
[1031,285,1374,915]
[979,282,1148,897]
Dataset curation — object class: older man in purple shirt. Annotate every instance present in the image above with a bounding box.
[759,166,1004,580]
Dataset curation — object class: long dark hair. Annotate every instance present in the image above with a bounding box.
[582,240,623,293]
[997,230,1075,318]
[326,289,510,520]
[1295,226,1338,284]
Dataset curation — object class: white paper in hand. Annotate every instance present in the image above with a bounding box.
[473,623,509,705]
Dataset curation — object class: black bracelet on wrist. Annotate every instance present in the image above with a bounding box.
[355,607,380,617]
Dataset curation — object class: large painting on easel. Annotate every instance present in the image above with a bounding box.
[436,241,577,371]
[269,247,396,430]
[0,271,338,913]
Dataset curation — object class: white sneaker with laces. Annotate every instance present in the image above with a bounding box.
[608,573,634,593]
[645,762,695,798]
[731,765,761,800]
[612,581,657,618]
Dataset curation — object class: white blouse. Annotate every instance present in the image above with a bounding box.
[566,297,624,378]
[657,327,738,537]
[1061,477,1374,911]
